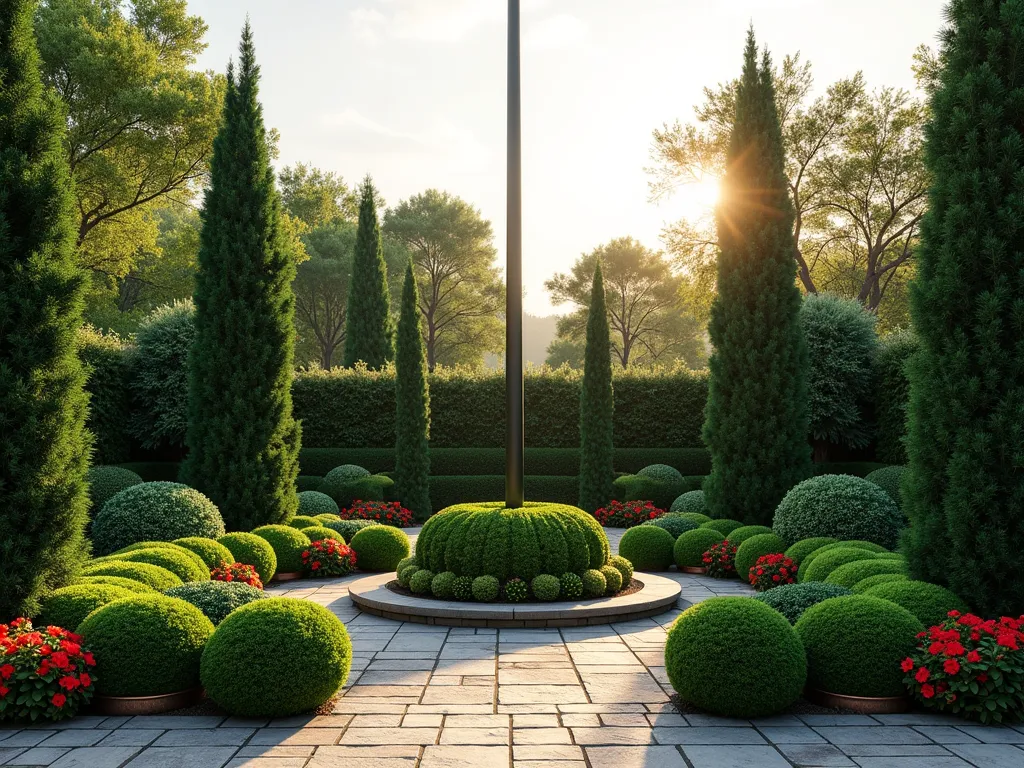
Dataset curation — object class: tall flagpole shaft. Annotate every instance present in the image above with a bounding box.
[506,0,524,508]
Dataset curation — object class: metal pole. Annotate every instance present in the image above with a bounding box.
[505,0,524,508]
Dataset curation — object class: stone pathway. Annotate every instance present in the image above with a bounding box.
[2,530,1022,767]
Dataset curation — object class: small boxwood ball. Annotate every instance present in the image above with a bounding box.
[666,597,806,718]
[77,575,157,594]
[670,491,707,516]
[673,528,725,569]
[252,525,313,574]
[431,572,457,599]
[560,572,583,600]
[643,515,698,539]
[609,555,633,584]
[174,537,235,569]
[619,525,675,571]
[409,569,435,594]
[302,526,345,544]
[701,518,743,536]
[801,547,876,583]
[582,569,606,598]
[734,533,788,580]
[165,581,267,625]
[531,574,560,602]
[326,519,379,543]
[398,565,419,587]
[874,552,904,561]
[452,576,474,601]
[200,598,351,717]
[600,565,623,594]
[863,580,970,628]
[836,540,889,553]
[111,547,210,583]
[396,557,416,573]
[798,540,881,575]
[78,594,215,696]
[86,466,143,514]
[783,537,837,565]
[297,491,340,517]
[824,558,908,589]
[316,513,342,524]
[726,525,774,546]
[350,526,411,572]
[38,584,136,631]
[852,573,908,593]
[864,465,906,507]
[218,532,278,584]
[325,464,371,484]
[472,575,500,602]
[795,595,924,697]
[504,578,528,602]
[82,560,183,592]
[288,515,322,530]
[752,582,852,624]
[638,464,684,483]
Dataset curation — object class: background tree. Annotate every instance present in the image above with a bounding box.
[344,177,393,368]
[279,162,358,228]
[394,261,431,519]
[0,0,91,617]
[181,24,300,531]
[578,263,615,512]
[703,31,812,526]
[545,338,585,369]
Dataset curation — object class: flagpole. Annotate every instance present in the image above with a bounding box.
[505,0,524,508]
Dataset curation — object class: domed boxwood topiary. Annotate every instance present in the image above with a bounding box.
[531,574,560,601]
[288,515,321,530]
[398,565,419,587]
[795,595,924,697]
[200,598,351,717]
[673,528,725,569]
[665,597,806,717]
[302,526,345,544]
[753,582,853,624]
[734,534,788,580]
[82,560,183,591]
[772,474,903,550]
[396,557,416,573]
[619,525,675,571]
[824,558,908,589]
[836,540,889,553]
[799,540,885,575]
[107,547,209,583]
[174,537,235,570]
[316,513,341,524]
[324,464,371,485]
[431,572,457,599]
[91,482,226,556]
[325,519,379,543]
[77,594,215,695]
[297,491,339,517]
[600,565,622,594]
[409,569,434,594]
[670,491,707,516]
[726,525,773,545]
[701,518,743,536]
[112,540,210,567]
[865,465,906,507]
[784,537,838,565]
[862,581,970,628]
[38,584,136,631]
[637,464,684,483]
[165,581,267,625]
[472,576,500,602]
[218,533,277,584]
[321,464,389,507]
[351,526,411,572]
[852,573,908,593]
[252,526,313,574]
[86,466,143,515]
[801,547,877,583]
[609,555,633,584]
[504,578,528,602]
[642,515,698,539]
[560,572,583,600]
[452,576,473,601]
[77,575,157,594]
[582,569,606,597]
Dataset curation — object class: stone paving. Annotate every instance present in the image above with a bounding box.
[1,529,1022,767]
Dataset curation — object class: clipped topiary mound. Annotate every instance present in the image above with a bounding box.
[673,528,725,569]
[288,515,321,530]
[609,555,633,584]
[316,513,341,524]
[824,558,908,589]
[218,532,277,584]
[431,572,456,599]
[670,491,707,516]
[92,482,226,556]
[325,519,379,543]
[560,572,583,600]
[77,594,215,696]
[852,573,908,593]
[726,525,773,545]
[297,491,340,517]
[174,537,235,569]
[38,584,136,631]
[582,569,606,598]
[82,560,183,591]
[302,526,345,543]
[321,464,392,508]
[665,597,806,717]
[165,581,267,625]
[862,580,970,628]
[109,547,210,583]
[642,515,698,539]
[753,581,852,624]
[801,547,876,583]
[200,598,351,717]
[86,466,143,515]
[600,565,623,594]
[77,575,157,594]
[798,540,884,575]
[734,533,787,580]
[252,525,312,574]
[409,569,434,594]
[864,465,906,507]
[351,526,410,572]
[472,575,500,602]
[784,537,837,565]
[531,574,560,601]
[772,474,903,549]
[701,518,743,536]
[795,595,923,697]
[637,464,684,484]
[619,525,675,571]
[324,464,371,486]
[112,540,210,567]
[398,565,419,587]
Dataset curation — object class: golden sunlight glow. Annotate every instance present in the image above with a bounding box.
[674,175,722,221]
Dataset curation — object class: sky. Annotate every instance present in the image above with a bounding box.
[186,0,946,316]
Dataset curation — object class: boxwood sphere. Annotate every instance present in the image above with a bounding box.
[734,534,788,579]
[599,565,623,594]
[409,569,435,594]
[82,560,183,591]
[302,526,345,544]
[325,519,379,543]
[109,547,210,583]
[619,525,675,571]
[218,532,278,583]
[77,575,157,594]
[297,491,340,517]
[665,597,806,718]
[643,515,698,539]
[582,569,606,598]
[852,573,908,593]
[784,537,837,565]
[801,547,876,583]
[111,540,209,567]
[200,598,351,717]
[701,518,743,536]
[431,572,457,599]
[86,466,143,514]
[289,515,322,530]
[863,580,970,628]
[560,572,583,600]
[799,540,883,575]
[398,565,419,587]
[504,578,528,602]
[752,582,852,624]
[673,528,725,569]
[396,557,416,573]
[452,576,473,601]
[92,482,226,556]
[531,574,560,601]
[174,537,235,569]
[472,575,500,602]
[726,525,773,545]
[38,584,136,631]
[865,465,906,507]
[670,491,707,516]
[252,525,313,573]
[165,581,267,625]
[772,474,903,549]
[350,526,411,571]
[795,595,924,697]
[316,513,342,524]
[638,463,684,483]
[320,464,373,503]
[78,594,215,696]
[609,555,633,584]
[824,558,908,589]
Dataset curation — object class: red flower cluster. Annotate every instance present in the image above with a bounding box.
[211,562,263,589]
[340,500,414,528]
[0,619,97,722]
[902,610,1024,723]
[748,553,798,592]
[703,540,737,579]
[302,538,357,578]
[593,500,665,528]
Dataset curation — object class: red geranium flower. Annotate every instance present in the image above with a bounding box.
[943,659,961,676]
[920,684,935,699]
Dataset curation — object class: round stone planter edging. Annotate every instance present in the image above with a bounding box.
[349,571,681,628]
[90,687,204,716]
[270,571,303,583]
[804,688,910,714]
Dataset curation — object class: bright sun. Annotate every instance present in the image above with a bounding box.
[674,176,722,220]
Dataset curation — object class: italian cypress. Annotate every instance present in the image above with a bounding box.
[578,262,614,512]
[703,30,811,526]
[0,0,91,617]
[394,260,431,519]
[343,176,393,368]
[904,0,1024,615]
[181,24,300,531]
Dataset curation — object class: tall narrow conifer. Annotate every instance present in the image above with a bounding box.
[578,263,614,512]
[344,176,393,368]
[394,260,431,519]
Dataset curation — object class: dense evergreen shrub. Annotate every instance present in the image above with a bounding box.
[824,558,908,589]
[637,464,684,484]
[394,261,431,519]
[865,466,906,508]
[672,528,725,569]
[801,547,876,583]
[503,577,528,602]
[344,178,393,369]
[325,519,379,543]
[324,472,394,509]
[81,561,183,591]
[172,538,234,569]
[612,474,686,511]
[581,569,606,597]
[77,575,156,593]
[852,573,908,593]
[701,518,743,536]
[600,565,623,594]
[874,330,918,465]
[471,575,500,602]
[863,580,970,628]
[297,491,339,517]
[289,515,321,530]
[752,581,852,624]
[165,581,267,625]
[38,584,135,631]
[86,467,143,516]
[79,328,134,464]
[609,555,633,584]
[798,540,883,576]
[642,515,698,539]
[670,491,706,515]
[560,572,584,600]
[109,548,209,583]
[409,569,433,594]
[734,533,787,579]
[218,532,277,583]
[431,572,456,599]
[300,526,344,544]
[452,576,473,600]
[531,574,560,601]
[296,475,323,492]
[252,525,312,573]
[726,525,773,545]
[578,263,615,512]
[783,537,837,565]
[616,526,674,571]
[350,526,410,571]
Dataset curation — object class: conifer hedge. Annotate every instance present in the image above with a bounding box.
[578,263,615,512]
[343,177,393,369]
[394,261,431,518]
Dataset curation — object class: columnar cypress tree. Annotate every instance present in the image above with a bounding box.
[343,176,393,369]
[578,262,614,512]
[0,0,91,617]
[703,30,811,526]
[904,0,1024,615]
[394,260,431,519]
[181,24,300,531]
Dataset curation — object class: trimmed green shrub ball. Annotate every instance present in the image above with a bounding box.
[504,578,528,602]
[824,558,908,589]
[734,534,788,580]
[795,595,924,697]
[92,481,226,556]
[874,552,904,561]
[297,491,340,517]
[752,582,853,624]
[252,525,312,574]
[409,569,435,594]
[865,465,906,507]
[200,598,351,717]
[87,466,143,515]
[111,547,210,583]
[431,572,457,599]
[174,537,235,569]
[772,474,903,550]
[701,518,743,536]
[726,525,773,545]
[670,491,707,516]
[609,555,633,584]
[82,560,183,591]
[325,464,371,484]
[665,597,806,717]
[582,569,606,598]
[852,573,908,593]
[112,540,210,571]
[350,526,411,572]
[396,557,416,573]
[165,581,267,625]
[289,515,321,530]
[600,565,623,594]
[801,547,876,583]
[531,574,560,601]
[836,540,889,553]
[799,540,884,575]
[316,513,341,524]
[398,565,419,587]
[638,464,684,483]
[642,515,698,539]
[863,580,970,628]
[302,526,345,543]
[325,519,379,543]
[784,537,838,565]
[472,575,500,602]
[673,528,725,569]
[38,584,136,631]
[78,594,215,696]
[321,465,388,507]
[560,572,583,600]
[218,533,277,584]
[452,576,473,601]
[619,525,675,571]
[77,575,157,594]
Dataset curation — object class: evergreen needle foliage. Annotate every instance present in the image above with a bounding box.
[181,24,301,531]
[703,30,812,526]
[578,262,615,512]
[0,0,92,617]
[904,0,1024,615]
[394,261,431,519]
[344,176,393,368]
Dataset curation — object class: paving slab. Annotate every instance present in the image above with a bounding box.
[123,747,238,768]
[583,745,687,768]
[947,743,1024,768]
[681,744,792,767]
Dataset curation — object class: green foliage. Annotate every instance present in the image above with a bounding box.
[452,576,473,601]
[752,581,852,624]
[619,525,675,571]
[578,263,615,512]
[864,465,905,510]
[316,514,341,524]
[581,569,606,597]
[798,540,883,575]
[609,555,633,584]
[79,328,134,464]
[200,598,351,717]
[397,565,419,587]
[560,572,584,600]
[734,533,787,578]
[503,577,528,602]
[825,558,908,589]
[86,467,143,517]
[394,261,431,518]
[863,580,969,628]
[700,518,743,536]
[642,515,698,539]
[344,178,394,368]
[350,526,410,571]
[251,525,312,573]
[471,575,500,602]
[783,537,837,565]
[320,466,393,508]
[852,573,908,593]
[325,519,379,543]
[165,581,267,625]
[289,515,321,529]
[81,560,183,591]
[303,526,344,544]
[77,575,156,593]
[297,475,323,492]
[78,594,214,696]
[665,598,806,717]
[670,491,706,515]
[801,547,876,583]
[874,330,917,464]
[297,491,339,517]
[726,525,773,545]
[600,565,623,594]
[673,528,726,569]
[612,474,686,511]
[795,595,924,696]
[38,584,135,631]
[217,532,277,583]
[409,569,434,594]
[430,571,456,599]
[110,547,209,583]
[531,574,560,601]
[638,464,684,483]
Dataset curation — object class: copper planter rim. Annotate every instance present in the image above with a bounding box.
[805,687,910,714]
[680,566,707,575]
[270,571,303,583]
[91,687,204,715]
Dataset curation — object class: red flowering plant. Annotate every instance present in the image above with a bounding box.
[902,610,1024,723]
[211,562,263,589]
[340,500,414,528]
[593,500,665,528]
[703,541,737,578]
[302,538,358,578]
[748,554,798,592]
[0,618,97,722]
